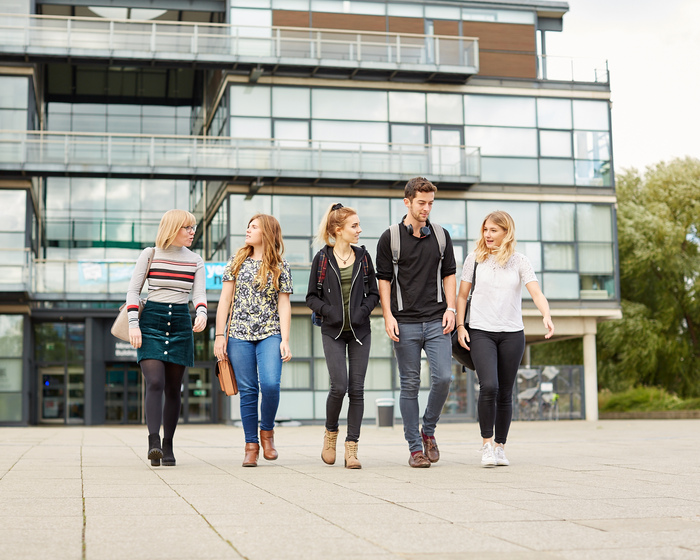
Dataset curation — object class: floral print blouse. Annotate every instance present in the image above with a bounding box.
[222,257,293,341]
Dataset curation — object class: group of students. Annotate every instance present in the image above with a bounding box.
[126,176,554,470]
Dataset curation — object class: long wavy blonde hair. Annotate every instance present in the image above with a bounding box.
[474,211,517,266]
[229,214,285,291]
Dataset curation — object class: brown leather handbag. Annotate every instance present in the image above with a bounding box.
[216,294,238,396]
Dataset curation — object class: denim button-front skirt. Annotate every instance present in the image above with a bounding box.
[137,301,194,367]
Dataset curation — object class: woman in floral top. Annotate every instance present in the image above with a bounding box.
[214,214,293,467]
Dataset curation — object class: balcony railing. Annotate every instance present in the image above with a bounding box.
[537,55,609,84]
[0,13,479,79]
[0,131,481,184]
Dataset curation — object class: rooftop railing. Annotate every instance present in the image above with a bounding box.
[0,130,481,183]
[0,13,479,77]
[537,54,609,84]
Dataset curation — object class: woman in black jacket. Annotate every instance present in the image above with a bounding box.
[306,203,379,468]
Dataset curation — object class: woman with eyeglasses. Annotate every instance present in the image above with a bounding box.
[214,214,293,467]
[305,203,379,468]
[126,210,207,467]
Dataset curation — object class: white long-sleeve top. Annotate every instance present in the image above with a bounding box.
[126,246,207,328]
[461,251,537,332]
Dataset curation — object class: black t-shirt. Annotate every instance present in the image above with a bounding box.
[375,220,457,323]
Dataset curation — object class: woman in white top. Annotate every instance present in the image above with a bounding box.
[456,211,554,467]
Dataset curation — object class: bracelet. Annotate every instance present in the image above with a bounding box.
[457,324,466,330]
[447,307,457,314]
[215,334,225,337]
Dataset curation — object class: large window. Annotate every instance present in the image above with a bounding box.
[215,193,617,301]
[0,315,24,423]
[222,84,613,188]
[45,178,190,260]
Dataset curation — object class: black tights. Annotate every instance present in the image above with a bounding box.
[141,359,185,439]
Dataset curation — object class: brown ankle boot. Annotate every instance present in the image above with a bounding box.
[321,429,338,465]
[260,429,278,461]
[242,443,259,467]
[344,441,361,469]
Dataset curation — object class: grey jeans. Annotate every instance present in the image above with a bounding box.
[392,320,453,453]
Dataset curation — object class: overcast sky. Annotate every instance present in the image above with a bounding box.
[545,0,700,173]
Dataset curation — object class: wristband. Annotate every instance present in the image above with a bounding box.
[215,334,225,337]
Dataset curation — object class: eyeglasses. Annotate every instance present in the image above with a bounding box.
[181,225,197,233]
[331,203,343,211]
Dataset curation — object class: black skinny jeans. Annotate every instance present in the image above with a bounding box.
[469,328,525,444]
[321,330,371,442]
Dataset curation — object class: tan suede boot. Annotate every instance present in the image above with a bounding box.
[242,443,259,467]
[344,440,361,469]
[259,429,278,461]
[321,429,338,465]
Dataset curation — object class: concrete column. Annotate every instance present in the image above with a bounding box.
[583,318,598,421]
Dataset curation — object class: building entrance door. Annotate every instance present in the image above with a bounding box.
[105,364,143,424]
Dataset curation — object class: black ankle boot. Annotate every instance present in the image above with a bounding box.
[148,433,162,467]
[162,438,176,467]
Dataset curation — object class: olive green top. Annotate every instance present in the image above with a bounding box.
[340,264,353,331]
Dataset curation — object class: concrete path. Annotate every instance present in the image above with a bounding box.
[1,420,699,560]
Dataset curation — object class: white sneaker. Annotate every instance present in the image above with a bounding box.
[480,442,496,467]
[494,445,510,466]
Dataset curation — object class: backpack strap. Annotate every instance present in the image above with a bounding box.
[389,224,403,311]
[316,252,328,298]
[432,223,446,304]
[362,254,369,296]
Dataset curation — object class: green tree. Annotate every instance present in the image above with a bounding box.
[601,157,700,396]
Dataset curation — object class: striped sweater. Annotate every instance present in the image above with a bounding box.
[126,246,207,328]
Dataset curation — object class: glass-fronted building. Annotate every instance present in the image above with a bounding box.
[0,0,619,426]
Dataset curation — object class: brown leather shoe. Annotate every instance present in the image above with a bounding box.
[242,443,259,467]
[421,429,440,463]
[260,429,278,461]
[408,451,431,468]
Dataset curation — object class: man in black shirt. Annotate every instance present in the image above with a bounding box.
[376,177,457,468]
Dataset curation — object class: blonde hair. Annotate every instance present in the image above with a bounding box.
[229,214,285,291]
[314,203,358,247]
[155,209,196,250]
[474,211,517,266]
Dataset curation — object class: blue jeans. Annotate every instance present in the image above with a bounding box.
[392,320,453,453]
[228,334,282,443]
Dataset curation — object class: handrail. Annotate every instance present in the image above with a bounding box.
[0,12,480,71]
[0,12,478,42]
[0,129,482,181]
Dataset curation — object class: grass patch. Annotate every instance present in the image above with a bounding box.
[599,386,700,412]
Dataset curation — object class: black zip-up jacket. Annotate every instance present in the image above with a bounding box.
[305,245,380,341]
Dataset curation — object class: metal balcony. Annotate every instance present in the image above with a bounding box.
[0,131,481,187]
[0,13,479,82]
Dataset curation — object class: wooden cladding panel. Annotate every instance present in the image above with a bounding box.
[310,12,386,32]
[462,22,535,52]
[433,20,459,36]
[480,52,537,79]
[272,10,309,28]
[388,16,423,34]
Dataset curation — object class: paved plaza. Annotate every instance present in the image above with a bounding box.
[1,419,699,560]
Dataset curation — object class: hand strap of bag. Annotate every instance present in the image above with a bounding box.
[224,280,236,347]
[464,259,478,327]
[138,247,156,295]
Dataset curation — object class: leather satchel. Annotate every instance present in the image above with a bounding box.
[110,248,155,342]
[216,293,238,396]
[451,260,478,370]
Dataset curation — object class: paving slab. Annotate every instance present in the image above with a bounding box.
[1,420,700,559]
